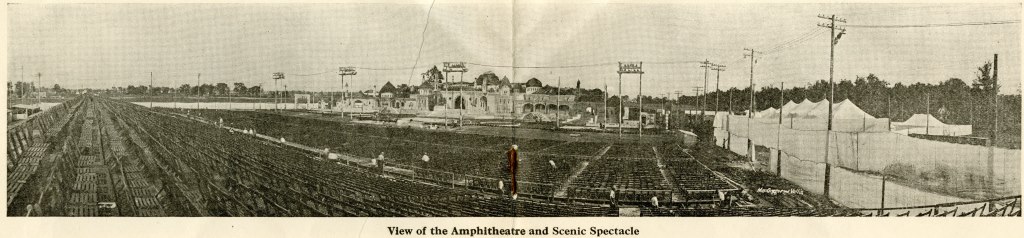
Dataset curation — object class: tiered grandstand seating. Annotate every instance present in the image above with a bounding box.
[664,159,734,192]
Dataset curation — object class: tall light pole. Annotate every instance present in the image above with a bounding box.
[339,67,357,113]
[273,72,285,111]
[443,62,467,127]
[617,62,644,138]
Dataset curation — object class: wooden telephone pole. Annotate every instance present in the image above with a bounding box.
[700,60,712,116]
[712,64,726,113]
[817,14,846,197]
[743,48,762,163]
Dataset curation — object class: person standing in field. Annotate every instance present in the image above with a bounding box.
[507,144,519,198]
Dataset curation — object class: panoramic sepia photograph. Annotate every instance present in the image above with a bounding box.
[5,3,1021,217]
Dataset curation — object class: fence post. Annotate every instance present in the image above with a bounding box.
[880,175,886,213]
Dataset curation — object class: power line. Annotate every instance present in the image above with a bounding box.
[843,20,1019,28]
[406,0,437,86]
[764,28,829,54]
[758,27,823,52]
[290,69,333,77]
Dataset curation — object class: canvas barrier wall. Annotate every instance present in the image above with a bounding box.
[714,113,1021,208]
[716,114,1020,196]
[778,151,826,195]
[895,125,973,136]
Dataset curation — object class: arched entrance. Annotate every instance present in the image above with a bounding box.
[523,104,533,113]
[454,96,465,109]
[480,96,488,112]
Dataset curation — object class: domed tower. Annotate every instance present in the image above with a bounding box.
[525,78,543,94]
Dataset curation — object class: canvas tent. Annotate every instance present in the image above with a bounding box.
[831,99,875,119]
[892,114,972,136]
[755,107,778,119]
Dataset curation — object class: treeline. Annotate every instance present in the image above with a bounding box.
[111,83,265,97]
[7,82,74,98]
[684,62,1020,135]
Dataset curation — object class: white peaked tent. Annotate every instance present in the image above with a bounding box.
[756,107,779,118]
[802,99,832,119]
[832,99,875,119]
[892,114,973,136]
[776,99,874,120]
[900,114,946,126]
[785,99,816,118]
[780,101,799,113]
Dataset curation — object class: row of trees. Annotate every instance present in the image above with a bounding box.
[681,62,1019,136]
[114,83,264,97]
[7,82,72,98]
[528,61,1017,137]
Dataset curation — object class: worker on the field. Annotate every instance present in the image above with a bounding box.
[377,152,387,172]
[609,186,618,208]
[506,144,519,197]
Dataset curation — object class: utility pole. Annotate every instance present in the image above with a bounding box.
[150,72,154,108]
[968,98,974,129]
[712,64,726,113]
[196,73,201,110]
[35,72,42,110]
[557,76,561,129]
[619,66,624,138]
[926,94,930,135]
[174,76,178,109]
[818,14,846,197]
[727,90,733,149]
[991,54,999,145]
[20,65,24,99]
[743,48,762,163]
[777,82,784,175]
[604,77,609,126]
[987,54,999,191]
[700,60,712,117]
[692,87,702,120]
[888,94,892,131]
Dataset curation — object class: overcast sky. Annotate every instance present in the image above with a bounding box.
[8,3,1022,96]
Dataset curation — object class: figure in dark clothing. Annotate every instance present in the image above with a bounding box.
[506,144,519,197]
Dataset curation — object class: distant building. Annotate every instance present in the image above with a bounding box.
[320,67,571,120]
